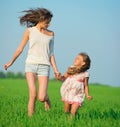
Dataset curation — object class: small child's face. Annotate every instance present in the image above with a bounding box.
[74,55,85,68]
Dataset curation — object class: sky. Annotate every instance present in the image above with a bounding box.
[0,0,120,86]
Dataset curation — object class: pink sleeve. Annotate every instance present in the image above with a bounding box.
[84,71,89,78]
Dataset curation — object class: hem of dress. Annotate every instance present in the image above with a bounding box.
[61,98,82,106]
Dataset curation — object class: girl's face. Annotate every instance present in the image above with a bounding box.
[40,19,51,29]
[74,55,85,68]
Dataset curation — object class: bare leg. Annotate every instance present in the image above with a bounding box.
[37,76,50,110]
[26,72,37,117]
[70,103,80,117]
[64,102,71,113]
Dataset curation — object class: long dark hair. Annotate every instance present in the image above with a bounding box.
[20,8,53,27]
[67,52,91,75]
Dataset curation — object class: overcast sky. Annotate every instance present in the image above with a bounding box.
[0,0,120,86]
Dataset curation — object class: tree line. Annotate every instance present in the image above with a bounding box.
[0,71,25,79]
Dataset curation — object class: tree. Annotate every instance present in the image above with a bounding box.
[0,71,6,78]
[15,72,25,79]
[6,71,15,78]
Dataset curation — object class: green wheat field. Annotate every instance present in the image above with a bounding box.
[0,79,120,127]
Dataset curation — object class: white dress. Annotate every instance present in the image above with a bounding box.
[60,71,89,106]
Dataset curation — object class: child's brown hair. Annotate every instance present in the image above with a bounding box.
[67,52,91,75]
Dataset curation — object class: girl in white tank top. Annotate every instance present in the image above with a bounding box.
[4,8,60,117]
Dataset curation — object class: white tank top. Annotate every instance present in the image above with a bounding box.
[26,27,54,65]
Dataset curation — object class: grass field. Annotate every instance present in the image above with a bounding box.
[0,79,120,127]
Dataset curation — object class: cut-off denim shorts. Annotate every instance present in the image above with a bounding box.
[25,63,50,76]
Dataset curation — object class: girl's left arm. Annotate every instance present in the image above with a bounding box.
[84,77,92,100]
[49,32,60,79]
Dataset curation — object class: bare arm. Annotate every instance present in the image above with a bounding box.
[4,29,29,70]
[50,55,60,78]
[84,77,92,100]
[57,69,70,82]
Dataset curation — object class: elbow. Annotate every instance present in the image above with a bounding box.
[50,54,54,59]
[19,49,23,54]
[17,48,23,54]
[50,55,54,62]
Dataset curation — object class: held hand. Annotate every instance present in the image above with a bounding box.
[54,72,61,80]
[4,62,12,70]
[87,95,92,100]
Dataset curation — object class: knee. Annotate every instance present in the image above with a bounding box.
[70,104,80,116]
[64,107,70,113]
[64,103,70,113]
[70,107,77,116]
[71,109,76,116]
[38,96,46,102]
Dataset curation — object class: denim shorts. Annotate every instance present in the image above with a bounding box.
[25,63,50,76]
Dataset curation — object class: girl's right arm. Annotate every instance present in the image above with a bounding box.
[58,72,69,82]
[4,29,29,70]
[58,66,73,81]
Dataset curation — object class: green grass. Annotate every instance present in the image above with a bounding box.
[0,79,120,127]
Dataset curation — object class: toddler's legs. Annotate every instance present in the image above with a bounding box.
[64,102,71,113]
[26,72,37,117]
[38,76,50,110]
[70,103,80,117]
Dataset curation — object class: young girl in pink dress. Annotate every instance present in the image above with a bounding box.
[58,52,92,117]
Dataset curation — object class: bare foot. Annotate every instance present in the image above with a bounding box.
[28,112,34,118]
[44,98,51,111]
[28,109,35,117]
